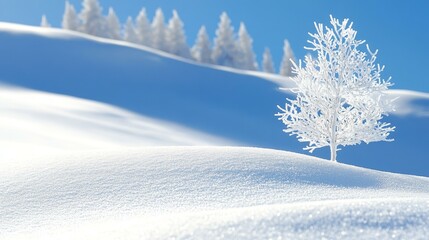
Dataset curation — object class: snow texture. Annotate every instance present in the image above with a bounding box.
[0,22,428,176]
[0,20,428,239]
[1,147,429,239]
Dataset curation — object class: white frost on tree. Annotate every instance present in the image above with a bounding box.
[166,10,191,58]
[191,26,212,63]
[79,0,107,37]
[41,15,51,28]
[106,7,121,40]
[279,40,296,76]
[62,1,80,31]
[151,8,167,51]
[135,8,151,46]
[262,47,275,73]
[276,15,395,162]
[236,22,258,70]
[123,17,139,44]
[212,12,238,67]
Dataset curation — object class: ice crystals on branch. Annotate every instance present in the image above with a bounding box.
[276,15,395,162]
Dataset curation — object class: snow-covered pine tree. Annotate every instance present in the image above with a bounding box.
[79,0,107,37]
[123,17,139,44]
[166,10,191,58]
[62,1,80,31]
[41,15,51,28]
[135,8,151,46]
[262,48,275,73]
[276,15,395,162]
[151,8,167,51]
[191,26,212,63]
[279,40,296,76]
[212,12,238,67]
[106,7,121,40]
[235,22,258,70]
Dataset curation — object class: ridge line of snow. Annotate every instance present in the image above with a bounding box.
[0,21,293,86]
[387,89,429,99]
[0,85,236,160]
[1,22,427,94]
[2,146,429,239]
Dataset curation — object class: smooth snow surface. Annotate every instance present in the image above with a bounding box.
[0,22,428,176]
[1,147,428,239]
[0,85,230,159]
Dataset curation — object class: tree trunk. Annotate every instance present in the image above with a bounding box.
[329,95,340,162]
[330,143,337,162]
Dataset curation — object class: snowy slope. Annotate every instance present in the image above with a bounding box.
[0,84,230,159]
[1,147,428,239]
[0,22,428,176]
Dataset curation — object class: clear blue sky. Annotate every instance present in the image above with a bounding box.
[0,0,428,92]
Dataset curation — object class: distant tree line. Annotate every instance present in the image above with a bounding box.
[42,0,296,76]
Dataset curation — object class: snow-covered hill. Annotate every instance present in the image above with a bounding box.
[0,84,230,159]
[1,147,428,239]
[1,22,429,239]
[0,22,428,176]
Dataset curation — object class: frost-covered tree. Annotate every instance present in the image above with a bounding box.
[279,40,296,76]
[262,48,275,73]
[166,10,191,58]
[123,17,139,44]
[41,15,51,28]
[276,16,395,162]
[212,12,238,67]
[191,26,212,63]
[106,7,121,40]
[62,1,80,31]
[79,0,107,37]
[235,23,258,70]
[151,8,167,51]
[135,8,151,46]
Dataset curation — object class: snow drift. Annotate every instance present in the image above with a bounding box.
[0,22,428,176]
[0,85,230,159]
[1,147,428,239]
